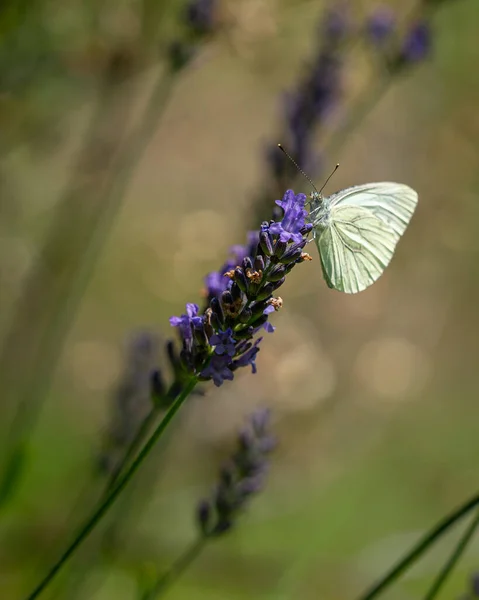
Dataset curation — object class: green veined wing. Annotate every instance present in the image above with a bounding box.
[327,182,418,237]
[316,205,399,293]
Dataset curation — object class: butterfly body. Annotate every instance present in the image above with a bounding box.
[307,182,418,294]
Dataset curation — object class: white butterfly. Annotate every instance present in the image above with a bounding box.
[309,182,418,294]
[277,145,418,293]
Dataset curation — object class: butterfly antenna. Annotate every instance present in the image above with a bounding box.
[277,143,320,195]
[318,163,340,194]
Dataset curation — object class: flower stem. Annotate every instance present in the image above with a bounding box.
[142,537,207,600]
[103,407,160,495]
[422,509,479,600]
[357,490,479,600]
[24,377,197,600]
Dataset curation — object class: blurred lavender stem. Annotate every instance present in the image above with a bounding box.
[357,490,479,600]
[24,377,197,600]
[102,407,160,495]
[0,66,176,508]
[141,538,206,600]
[423,510,479,600]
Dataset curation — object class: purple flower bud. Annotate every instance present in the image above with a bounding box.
[242,256,253,271]
[239,307,252,323]
[259,230,273,256]
[234,267,248,293]
[269,264,286,282]
[257,283,275,301]
[273,239,287,258]
[254,255,265,272]
[210,296,224,324]
[230,281,242,302]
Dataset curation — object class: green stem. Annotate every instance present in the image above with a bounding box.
[423,509,479,600]
[142,537,207,600]
[103,407,160,495]
[24,378,197,600]
[357,490,479,600]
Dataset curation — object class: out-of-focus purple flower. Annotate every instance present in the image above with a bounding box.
[400,20,431,63]
[204,271,228,297]
[366,7,395,45]
[269,190,310,243]
[169,303,203,344]
[210,328,236,357]
[196,409,276,536]
[263,6,346,192]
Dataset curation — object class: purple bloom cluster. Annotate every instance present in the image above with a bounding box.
[266,6,347,187]
[196,408,276,536]
[365,7,431,71]
[169,190,312,387]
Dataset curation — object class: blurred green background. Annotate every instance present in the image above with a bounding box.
[1,0,479,598]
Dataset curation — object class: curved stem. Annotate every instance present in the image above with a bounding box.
[423,509,479,600]
[142,537,206,600]
[357,490,479,600]
[24,377,197,600]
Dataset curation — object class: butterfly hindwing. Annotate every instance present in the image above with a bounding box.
[316,205,398,293]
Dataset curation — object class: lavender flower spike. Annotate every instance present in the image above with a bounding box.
[168,188,312,388]
[196,408,276,537]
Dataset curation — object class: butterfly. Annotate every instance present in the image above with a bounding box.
[278,145,418,294]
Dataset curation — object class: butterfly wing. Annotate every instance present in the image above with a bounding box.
[327,182,418,237]
[316,205,399,293]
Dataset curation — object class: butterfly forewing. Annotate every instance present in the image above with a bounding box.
[327,182,418,237]
[316,205,399,293]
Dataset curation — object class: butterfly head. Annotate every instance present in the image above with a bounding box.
[309,190,323,210]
